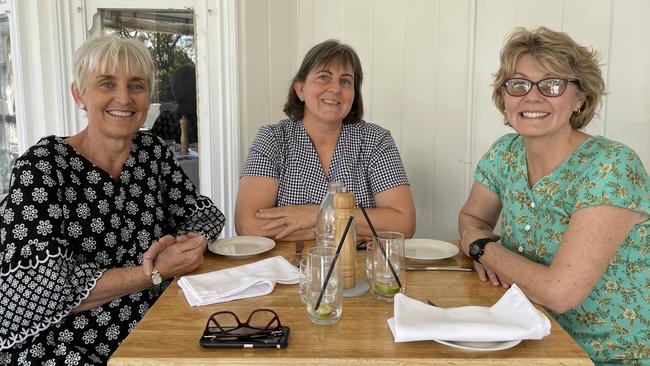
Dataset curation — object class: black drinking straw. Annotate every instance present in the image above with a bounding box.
[360,207,402,289]
[314,215,353,312]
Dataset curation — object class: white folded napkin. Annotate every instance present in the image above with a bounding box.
[388,284,550,342]
[178,255,300,306]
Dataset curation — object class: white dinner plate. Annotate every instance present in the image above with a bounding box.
[208,236,275,257]
[405,239,459,260]
[433,339,521,351]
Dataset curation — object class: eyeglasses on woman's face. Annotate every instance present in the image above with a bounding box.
[503,78,579,98]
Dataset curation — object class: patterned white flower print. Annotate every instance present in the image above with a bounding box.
[20,170,34,186]
[76,203,91,219]
[32,188,48,203]
[36,220,52,236]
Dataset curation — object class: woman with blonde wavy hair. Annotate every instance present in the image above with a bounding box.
[458,26,649,364]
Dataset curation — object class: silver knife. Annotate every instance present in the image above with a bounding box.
[406,265,474,272]
[291,241,304,267]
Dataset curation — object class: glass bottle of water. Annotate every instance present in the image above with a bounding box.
[315,181,345,247]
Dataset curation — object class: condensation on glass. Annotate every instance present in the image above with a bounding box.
[0,15,16,195]
[93,9,200,189]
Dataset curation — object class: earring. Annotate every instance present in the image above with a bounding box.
[79,104,86,110]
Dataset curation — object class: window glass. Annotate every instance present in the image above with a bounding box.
[0,15,16,195]
[95,9,200,188]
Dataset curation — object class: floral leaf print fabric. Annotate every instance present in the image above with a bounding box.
[475,133,650,365]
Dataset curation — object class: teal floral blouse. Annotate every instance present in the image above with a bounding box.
[476,133,650,365]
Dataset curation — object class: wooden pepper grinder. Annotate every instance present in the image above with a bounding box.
[333,191,356,289]
[180,115,190,154]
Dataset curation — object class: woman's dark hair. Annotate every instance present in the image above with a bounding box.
[283,40,364,124]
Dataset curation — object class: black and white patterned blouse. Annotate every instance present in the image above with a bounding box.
[0,132,225,365]
[241,118,409,208]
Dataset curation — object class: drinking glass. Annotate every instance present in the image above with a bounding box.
[371,232,406,301]
[365,240,374,281]
[305,246,343,324]
[298,258,309,305]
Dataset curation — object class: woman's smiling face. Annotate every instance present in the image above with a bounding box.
[503,54,585,140]
[293,61,355,125]
[73,67,150,140]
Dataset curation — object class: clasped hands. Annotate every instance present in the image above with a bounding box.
[142,232,207,280]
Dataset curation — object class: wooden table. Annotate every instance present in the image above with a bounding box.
[108,241,593,365]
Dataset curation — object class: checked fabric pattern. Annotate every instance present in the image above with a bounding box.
[242,118,409,208]
[0,132,225,365]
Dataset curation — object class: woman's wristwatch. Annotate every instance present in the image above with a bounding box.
[468,238,496,263]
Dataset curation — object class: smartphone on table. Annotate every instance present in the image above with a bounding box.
[199,326,290,349]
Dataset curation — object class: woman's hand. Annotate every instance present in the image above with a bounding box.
[474,261,511,288]
[153,232,207,279]
[256,204,319,239]
[142,235,177,276]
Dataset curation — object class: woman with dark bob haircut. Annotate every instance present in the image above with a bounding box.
[236,39,415,241]
[0,35,225,364]
[458,27,649,365]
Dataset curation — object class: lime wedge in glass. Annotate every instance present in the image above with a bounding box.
[316,303,333,319]
[373,282,400,296]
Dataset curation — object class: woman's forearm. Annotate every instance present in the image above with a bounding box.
[458,211,496,239]
[72,266,153,313]
[353,207,415,239]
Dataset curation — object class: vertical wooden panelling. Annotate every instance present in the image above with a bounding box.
[605,0,650,165]
[268,0,295,123]
[515,0,563,29]
[562,0,611,137]
[472,0,517,164]
[343,0,374,122]
[371,0,405,143]
[401,0,438,237]
[317,0,345,41]
[432,0,473,238]
[296,0,318,62]
[238,0,271,163]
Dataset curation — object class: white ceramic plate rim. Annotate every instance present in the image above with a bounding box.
[208,236,275,257]
[405,239,459,260]
[433,339,521,351]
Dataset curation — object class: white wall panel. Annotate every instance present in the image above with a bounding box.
[238,0,650,240]
[370,0,405,143]
[401,0,439,237]
[431,0,474,237]
[343,0,374,122]
[605,0,650,163]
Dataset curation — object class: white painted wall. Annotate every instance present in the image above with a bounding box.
[238,0,650,240]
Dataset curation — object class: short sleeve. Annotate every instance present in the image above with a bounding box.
[367,128,409,195]
[574,142,650,215]
[0,142,104,350]
[241,125,282,179]
[474,134,521,196]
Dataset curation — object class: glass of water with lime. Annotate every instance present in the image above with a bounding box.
[305,246,343,324]
[371,232,405,301]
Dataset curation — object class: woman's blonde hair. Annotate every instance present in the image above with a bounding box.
[73,35,155,98]
[492,26,605,129]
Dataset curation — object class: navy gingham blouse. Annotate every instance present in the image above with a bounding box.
[242,118,409,208]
